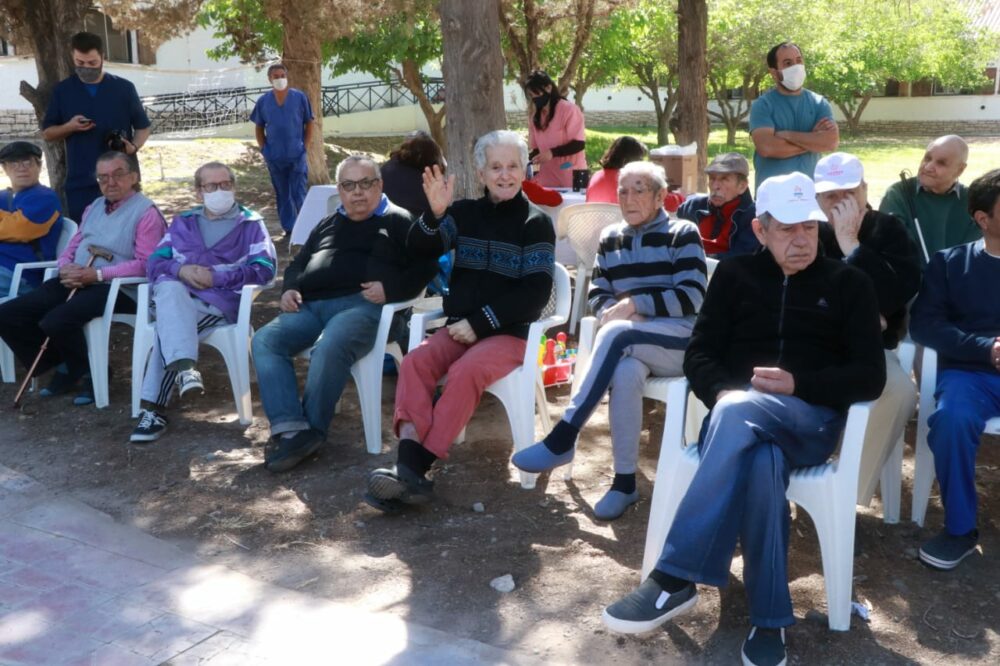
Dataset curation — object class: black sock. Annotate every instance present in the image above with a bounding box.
[610,473,636,494]
[648,569,690,594]
[542,420,580,455]
[398,438,437,476]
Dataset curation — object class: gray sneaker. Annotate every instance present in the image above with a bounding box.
[919,529,979,570]
[176,369,204,397]
[741,626,786,666]
[601,577,698,634]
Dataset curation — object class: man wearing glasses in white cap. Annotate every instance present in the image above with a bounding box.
[813,152,922,507]
[601,172,886,666]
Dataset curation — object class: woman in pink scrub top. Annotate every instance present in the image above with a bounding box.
[525,70,587,189]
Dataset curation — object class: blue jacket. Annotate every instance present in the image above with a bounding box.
[676,190,759,259]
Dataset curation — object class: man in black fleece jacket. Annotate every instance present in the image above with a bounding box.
[814,152,921,509]
[252,156,437,473]
[602,172,886,666]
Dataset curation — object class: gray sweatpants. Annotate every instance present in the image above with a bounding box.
[141,280,226,407]
[562,317,692,474]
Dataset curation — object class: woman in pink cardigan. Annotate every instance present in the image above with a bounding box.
[525,70,587,189]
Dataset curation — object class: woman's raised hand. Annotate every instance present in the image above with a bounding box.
[422,165,455,218]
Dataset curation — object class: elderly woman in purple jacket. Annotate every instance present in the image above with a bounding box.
[130,162,276,443]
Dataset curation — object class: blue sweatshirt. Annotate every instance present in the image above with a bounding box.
[910,239,1000,373]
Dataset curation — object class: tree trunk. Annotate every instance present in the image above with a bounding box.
[439,0,507,199]
[398,59,447,153]
[836,95,871,136]
[676,0,709,191]
[11,0,85,201]
[278,4,329,185]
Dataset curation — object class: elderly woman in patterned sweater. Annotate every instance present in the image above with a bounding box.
[365,130,556,512]
[514,161,707,520]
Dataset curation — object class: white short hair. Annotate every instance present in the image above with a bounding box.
[618,161,667,191]
[473,130,529,171]
[335,155,381,182]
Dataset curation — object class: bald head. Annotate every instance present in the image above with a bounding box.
[918,135,968,194]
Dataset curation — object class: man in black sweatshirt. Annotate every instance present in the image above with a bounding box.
[601,172,886,666]
[252,156,437,473]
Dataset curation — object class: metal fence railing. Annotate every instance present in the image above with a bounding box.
[140,78,445,134]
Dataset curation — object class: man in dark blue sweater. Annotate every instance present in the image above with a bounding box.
[909,168,1000,571]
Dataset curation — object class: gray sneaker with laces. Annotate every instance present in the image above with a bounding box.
[176,368,205,397]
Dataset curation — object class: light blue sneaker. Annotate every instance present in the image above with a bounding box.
[511,441,575,473]
[594,489,640,521]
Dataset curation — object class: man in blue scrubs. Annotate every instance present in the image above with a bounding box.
[749,42,839,190]
[42,32,150,222]
[251,63,315,236]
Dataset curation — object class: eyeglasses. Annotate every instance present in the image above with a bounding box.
[338,177,380,192]
[200,181,234,193]
[96,170,132,185]
[2,158,38,170]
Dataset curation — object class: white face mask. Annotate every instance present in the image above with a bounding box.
[780,64,806,91]
[203,190,235,215]
[271,77,288,91]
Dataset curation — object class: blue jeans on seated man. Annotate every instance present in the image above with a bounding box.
[654,389,845,628]
[251,292,381,438]
[0,265,32,299]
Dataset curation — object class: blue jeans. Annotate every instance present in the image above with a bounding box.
[655,389,844,628]
[251,293,381,437]
[0,265,31,299]
[928,369,1000,535]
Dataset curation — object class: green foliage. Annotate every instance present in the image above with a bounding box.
[196,0,281,63]
[328,11,440,82]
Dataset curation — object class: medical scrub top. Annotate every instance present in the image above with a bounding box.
[42,73,150,192]
[749,87,834,190]
[250,89,315,163]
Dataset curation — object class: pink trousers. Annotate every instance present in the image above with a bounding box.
[393,328,526,458]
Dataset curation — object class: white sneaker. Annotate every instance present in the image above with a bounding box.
[176,369,205,397]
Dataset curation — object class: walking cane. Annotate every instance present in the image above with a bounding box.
[12,245,114,409]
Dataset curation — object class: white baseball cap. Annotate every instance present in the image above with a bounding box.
[756,172,828,224]
[814,152,864,193]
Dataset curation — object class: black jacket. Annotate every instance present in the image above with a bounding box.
[819,209,921,349]
[683,250,886,412]
[284,200,438,303]
[413,191,555,340]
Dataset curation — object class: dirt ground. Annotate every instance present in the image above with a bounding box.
[1,138,998,665]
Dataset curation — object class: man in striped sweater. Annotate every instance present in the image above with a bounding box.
[513,161,707,520]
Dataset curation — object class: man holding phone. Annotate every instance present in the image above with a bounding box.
[42,31,151,221]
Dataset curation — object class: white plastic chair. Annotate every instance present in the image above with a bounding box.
[558,203,621,334]
[0,219,78,383]
[131,282,272,426]
[407,263,571,489]
[641,378,886,631]
[289,185,341,247]
[82,276,145,409]
[349,298,419,454]
[911,346,1000,526]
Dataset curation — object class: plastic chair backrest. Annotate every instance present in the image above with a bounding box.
[563,203,621,268]
[56,218,78,255]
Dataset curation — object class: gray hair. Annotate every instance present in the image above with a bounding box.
[96,150,141,191]
[473,130,529,171]
[335,155,381,182]
[194,161,236,189]
[618,160,667,192]
[756,211,775,229]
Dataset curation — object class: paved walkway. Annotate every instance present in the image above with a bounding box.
[0,464,546,666]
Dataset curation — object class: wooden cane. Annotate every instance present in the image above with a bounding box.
[13,245,115,408]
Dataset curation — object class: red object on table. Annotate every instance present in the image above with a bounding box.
[522,179,564,207]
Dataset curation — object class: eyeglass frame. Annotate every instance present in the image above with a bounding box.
[338,177,381,192]
[95,169,136,185]
[199,180,235,193]
[1,157,40,170]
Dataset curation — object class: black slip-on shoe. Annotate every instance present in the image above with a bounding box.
[919,528,979,570]
[264,429,325,473]
[741,626,787,666]
[601,577,698,634]
[366,463,434,505]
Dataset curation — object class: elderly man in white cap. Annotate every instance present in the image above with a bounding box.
[600,172,886,666]
[813,152,921,502]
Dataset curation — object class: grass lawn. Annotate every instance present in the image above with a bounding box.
[584,126,1000,205]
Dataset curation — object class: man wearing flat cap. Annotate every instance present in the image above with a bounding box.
[0,141,63,296]
[677,152,759,258]
[601,172,885,666]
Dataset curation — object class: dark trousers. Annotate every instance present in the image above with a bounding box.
[66,184,102,223]
[0,277,130,380]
